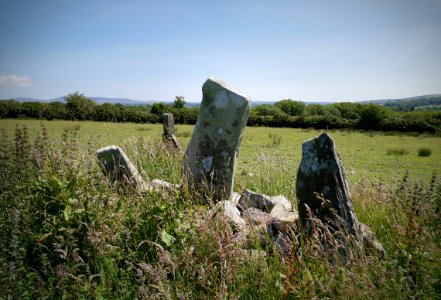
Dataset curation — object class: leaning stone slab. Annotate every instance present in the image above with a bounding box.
[296,133,358,235]
[183,78,250,201]
[238,189,275,213]
[357,222,386,258]
[162,113,181,150]
[145,179,179,193]
[97,145,146,189]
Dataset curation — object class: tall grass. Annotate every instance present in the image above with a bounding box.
[0,124,439,298]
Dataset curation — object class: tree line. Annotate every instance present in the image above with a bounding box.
[248,100,441,133]
[0,92,199,124]
[1,93,440,133]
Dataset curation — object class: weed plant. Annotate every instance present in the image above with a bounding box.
[418,147,432,157]
[0,125,439,298]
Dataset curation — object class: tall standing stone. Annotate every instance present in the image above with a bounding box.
[97,145,146,189]
[296,133,386,257]
[296,133,358,235]
[162,112,181,150]
[183,78,250,201]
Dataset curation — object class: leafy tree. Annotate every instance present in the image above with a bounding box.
[65,92,96,120]
[275,99,305,116]
[358,104,389,130]
[253,104,285,117]
[47,102,68,120]
[173,96,186,109]
[93,103,118,122]
[151,102,170,116]
[331,102,362,120]
[305,104,326,116]
[21,102,44,119]
[0,100,22,118]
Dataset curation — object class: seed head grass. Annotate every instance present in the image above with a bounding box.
[0,121,439,298]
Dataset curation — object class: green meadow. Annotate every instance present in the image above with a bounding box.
[1,119,440,298]
[1,119,439,189]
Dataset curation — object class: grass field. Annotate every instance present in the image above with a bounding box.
[1,119,440,298]
[1,119,439,190]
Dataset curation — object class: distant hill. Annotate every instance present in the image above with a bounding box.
[250,101,333,107]
[361,94,441,111]
[9,94,441,111]
[10,97,277,107]
[12,96,157,106]
[13,97,56,103]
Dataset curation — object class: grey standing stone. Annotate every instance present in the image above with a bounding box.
[296,133,385,257]
[162,113,175,136]
[296,133,358,235]
[97,145,146,189]
[162,113,181,150]
[183,78,250,201]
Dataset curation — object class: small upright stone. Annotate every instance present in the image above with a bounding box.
[162,113,175,137]
[296,133,358,235]
[183,78,250,201]
[97,145,146,189]
[161,113,181,150]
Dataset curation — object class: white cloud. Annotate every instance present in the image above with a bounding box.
[0,74,34,87]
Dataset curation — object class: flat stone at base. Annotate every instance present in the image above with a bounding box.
[270,205,299,224]
[216,200,246,227]
[242,208,273,226]
[238,189,275,213]
[270,196,293,211]
[231,192,241,206]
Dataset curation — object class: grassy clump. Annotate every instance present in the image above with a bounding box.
[268,132,282,146]
[0,125,440,298]
[386,148,409,156]
[418,147,432,157]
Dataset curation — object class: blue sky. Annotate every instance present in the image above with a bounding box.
[0,0,440,102]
